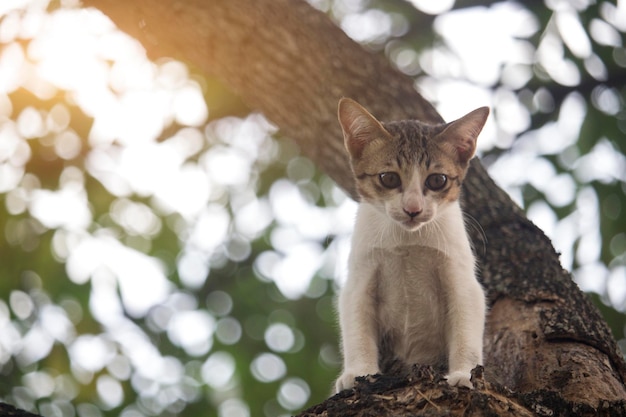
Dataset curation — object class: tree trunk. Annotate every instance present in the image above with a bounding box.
[82,0,626,414]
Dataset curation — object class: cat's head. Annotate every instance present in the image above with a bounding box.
[338,98,488,231]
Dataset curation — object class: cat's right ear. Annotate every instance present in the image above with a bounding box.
[436,106,489,164]
[338,98,388,159]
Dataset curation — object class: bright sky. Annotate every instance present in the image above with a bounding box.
[1,0,626,413]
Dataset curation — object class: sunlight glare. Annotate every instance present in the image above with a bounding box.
[277,378,310,411]
[575,139,626,184]
[26,9,113,106]
[0,42,25,93]
[40,305,75,343]
[234,198,273,239]
[187,205,230,253]
[589,17,622,47]
[574,187,601,265]
[206,291,233,317]
[97,375,124,408]
[607,267,626,309]
[600,1,626,32]
[250,352,287,383]
[29,187,92,230]
[66,234,171,317]
[167,310,215,356]
[0,93,11,117]
[173,83,208,127]
[18,325,54,366]
[201,351,235,389]
[111,322,170,383]
[407,0,454,15]
[341,9,393,43]
[88,269,124,326]
[120,143,183,195]
[116,90,169,144]
[434,3,538,85]
[556,9,592,58]
[215,317,242,345]
[70,334,115,373]
[9,290,33,319]
[202,146,251,187]
[536,32,581,86]
[0,123,29,193]
[16,106,45,138]
[22,371,55,399]
[218,398,250,417]
[110,199,161,237]
[265,323,295,352]
[271,243,324,300]
[177,250,210,289]
[527,201,557,239]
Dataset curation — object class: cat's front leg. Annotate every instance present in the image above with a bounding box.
[335,308,380,392]
[443,254,486,389]
[335,328,380,393]
[335,260,380,392]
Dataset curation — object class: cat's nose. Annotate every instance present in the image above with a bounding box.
[404,208,422,218]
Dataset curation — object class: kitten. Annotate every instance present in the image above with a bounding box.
[335,98,488,392]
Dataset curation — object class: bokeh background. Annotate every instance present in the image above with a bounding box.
[0,0,625,416]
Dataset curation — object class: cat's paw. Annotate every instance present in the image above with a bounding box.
[334,372,359,393]
[445,371,473,389]
[334,367,379,393]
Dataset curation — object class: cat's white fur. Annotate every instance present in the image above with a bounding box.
[335,99,487,392]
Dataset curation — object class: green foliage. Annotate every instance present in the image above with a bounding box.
[0,1,625,417]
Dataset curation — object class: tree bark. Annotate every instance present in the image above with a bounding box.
[82,0,626,414]
[0,402,43,417]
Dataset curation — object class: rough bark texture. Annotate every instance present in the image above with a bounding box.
[81,0,626,414]
[299,366,626,417]
[0,403,42,417]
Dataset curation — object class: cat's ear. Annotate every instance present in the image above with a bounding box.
[338,98,388,159]
[437,107,489,164]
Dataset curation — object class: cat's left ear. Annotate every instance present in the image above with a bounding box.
[437,107,489,164]
[338,98,389,159]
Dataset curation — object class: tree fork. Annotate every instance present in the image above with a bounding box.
[83,0,626,413]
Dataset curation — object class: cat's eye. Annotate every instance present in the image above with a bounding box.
[425,174,447,191]
[379,172,401,189]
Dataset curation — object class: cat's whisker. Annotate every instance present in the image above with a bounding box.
[464,213,487,257]
[375,214,387,247]
[431,217,448,258]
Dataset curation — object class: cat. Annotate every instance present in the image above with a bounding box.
[334,97,488,392]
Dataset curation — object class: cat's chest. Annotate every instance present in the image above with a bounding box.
[372,244,441,277]
[371,245,445,316]
[370,245,447,362]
